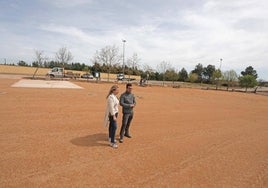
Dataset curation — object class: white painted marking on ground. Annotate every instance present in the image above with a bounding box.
[11,79,83,89]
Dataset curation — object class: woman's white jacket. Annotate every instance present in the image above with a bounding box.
[103,94,119,127]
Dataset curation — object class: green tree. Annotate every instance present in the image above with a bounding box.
[165,68,178,82]
[90,62,102,72]
[178,68,188,82]
[212,69,222,90]
[203,64,216,83]
[239,75,258,92]
[241,66,258,79]
[82,66,89,72]
[18,60,28,66]
[154,72,161,81]
[44,61,61,68]
[188,73,198,83]
[191,63,204,83]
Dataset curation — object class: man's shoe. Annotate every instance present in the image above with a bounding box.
[119,139,123,143]
[124,134,132,138]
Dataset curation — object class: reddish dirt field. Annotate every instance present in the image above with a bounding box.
[1,76,268,187]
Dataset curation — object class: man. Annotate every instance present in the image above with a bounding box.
[119,83,136,143]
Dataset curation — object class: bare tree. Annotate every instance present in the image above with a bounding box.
[223,70,238,91]
[157,61,171,86]
[126,53,140,78]
[93,45,120,81]
[143,64,153,73]
[55,47,73,68]
[143,64,153,80]
[32,50,46,79]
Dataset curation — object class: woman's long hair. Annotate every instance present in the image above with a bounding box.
[106,85,118,98]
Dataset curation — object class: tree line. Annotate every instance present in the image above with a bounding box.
[2,46,265,91]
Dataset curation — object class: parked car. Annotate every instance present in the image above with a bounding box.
[81,73,94,79]
[117,73,124,80]
[117,73,136,81]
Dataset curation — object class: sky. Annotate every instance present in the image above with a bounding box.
[1,0,268,80]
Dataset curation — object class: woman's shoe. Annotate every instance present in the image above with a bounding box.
[110,143,118,148]
[108,137,117,143]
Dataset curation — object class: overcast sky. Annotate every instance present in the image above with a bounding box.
[1,0,268,80]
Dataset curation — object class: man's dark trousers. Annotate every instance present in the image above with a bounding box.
[120,113,133,139]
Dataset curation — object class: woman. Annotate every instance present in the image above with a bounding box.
[104,85,119,148]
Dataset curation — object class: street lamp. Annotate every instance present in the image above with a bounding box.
[220,58,223,70]
[122,39,126,75]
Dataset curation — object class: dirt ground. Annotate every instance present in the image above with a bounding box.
[1,76,268,187]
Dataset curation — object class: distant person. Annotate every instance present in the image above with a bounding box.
[104,85,119,148]
[119,83,136,143]
[139,78,146,87]
[139,79,143,86]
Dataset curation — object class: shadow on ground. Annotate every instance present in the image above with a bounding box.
[70,133,108,147]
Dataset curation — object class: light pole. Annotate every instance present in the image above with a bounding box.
[122,39,126,75]
[220,58,223,70]
[217,58,223,90]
